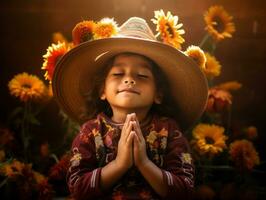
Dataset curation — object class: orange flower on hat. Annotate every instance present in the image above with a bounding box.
[204,53,221,79]
[206,87,232,113]
[42,42,69,82]
[204,5,235,41]
[185,45,206,71]
[191,123,227,156]
[94,18,119,39]
[152,9,185,49]
[229,139,260,171]
[8,72,46,102]
[72,20,96,45]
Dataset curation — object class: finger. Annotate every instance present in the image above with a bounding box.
[132,120,143,140]
[121,114,131,139]
[126,130,135,144]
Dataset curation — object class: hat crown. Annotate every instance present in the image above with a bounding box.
[118,17,156,41]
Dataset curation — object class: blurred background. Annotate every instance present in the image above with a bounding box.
[0,0,265,199]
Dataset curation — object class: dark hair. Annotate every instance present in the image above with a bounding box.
[82,52,178,120]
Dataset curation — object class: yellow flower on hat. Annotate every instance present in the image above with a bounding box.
[191,123,227,156]
[204,53,221,79]
[204,5,235,42]
[42,42,70,82]
[94,18,119,39]
[72,20,96,45]
[185,45,206,71]
[152,9,185,49]
[229,139,260,171]
[8,72,46,102]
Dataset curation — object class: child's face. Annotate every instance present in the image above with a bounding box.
[101,53,161,115]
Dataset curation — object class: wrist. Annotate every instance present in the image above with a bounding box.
[113,158,131,172]
[135,157,150,169]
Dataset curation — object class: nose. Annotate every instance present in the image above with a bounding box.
[123,77,136,85]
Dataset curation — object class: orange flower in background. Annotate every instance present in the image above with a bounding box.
[245,126,258,140]
[204,53,221,79]
[52,32,68,43]
[8,72,46,102]
[94,18,119,39]
[191,123,227,156]
[229,139,260,171]
[204,5,235,41]
[40,142,50,157]
[185,45,206,71]
[0,150,5,162]
[206,87,232,112]
[42,42,70,82]
[49,153,71,180]
[0,127,14,146]
[72,20,95,45]
[216,81,242,91]
[152,9,185,49]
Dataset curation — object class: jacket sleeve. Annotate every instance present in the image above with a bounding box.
[161,120,195,200]
[66,125,103,200]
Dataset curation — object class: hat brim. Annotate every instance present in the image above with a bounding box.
[52,37,208,130]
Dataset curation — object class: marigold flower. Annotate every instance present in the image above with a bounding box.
[185,45,206,71]
[0,150,5,162]
[152,9,185,49]
[42,42,69,82]
[8,72,46,102]
[216,81,242,91]
[0,127,14,146]
[195,185,216,200]
[94,18,119,39]
[204,53,221,79]
[49,153,71,180]
[206,87,232,112]
[191,123,227,156]
[245,126,258,140]
[52,32,68,43]
[229,139,260,171]
[204,5,235,41]
[72,20,96,45]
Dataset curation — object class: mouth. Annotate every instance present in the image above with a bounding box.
[118,88,140,94]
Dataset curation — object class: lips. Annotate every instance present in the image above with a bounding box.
[118,88,140,94]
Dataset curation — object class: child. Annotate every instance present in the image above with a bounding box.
[52,17,208,199]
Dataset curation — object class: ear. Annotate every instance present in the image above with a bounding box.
[100,93,106,100]
[154,92,163,104]
[99,85,106,100]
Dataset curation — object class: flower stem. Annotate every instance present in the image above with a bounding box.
[199,34,210,48]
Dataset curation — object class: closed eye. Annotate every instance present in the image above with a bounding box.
[112,73,124,76]
[138,74,149,78]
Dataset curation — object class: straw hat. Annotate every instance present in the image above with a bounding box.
[52,17,208,130]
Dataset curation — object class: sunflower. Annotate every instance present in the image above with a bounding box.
[206,87,232,112]
[72,20,96,45]
[151,9,185,49]
[8,73,46,102]
[42,42,69,82]
[94,18,119,39]
[216,81,242,91]
[191,123,227,156]
[204,53,221,79]
[229,139,260,171]
[204,5,235,41]
[185,45,206,71]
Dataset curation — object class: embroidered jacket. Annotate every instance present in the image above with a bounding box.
[67,113,194,200]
